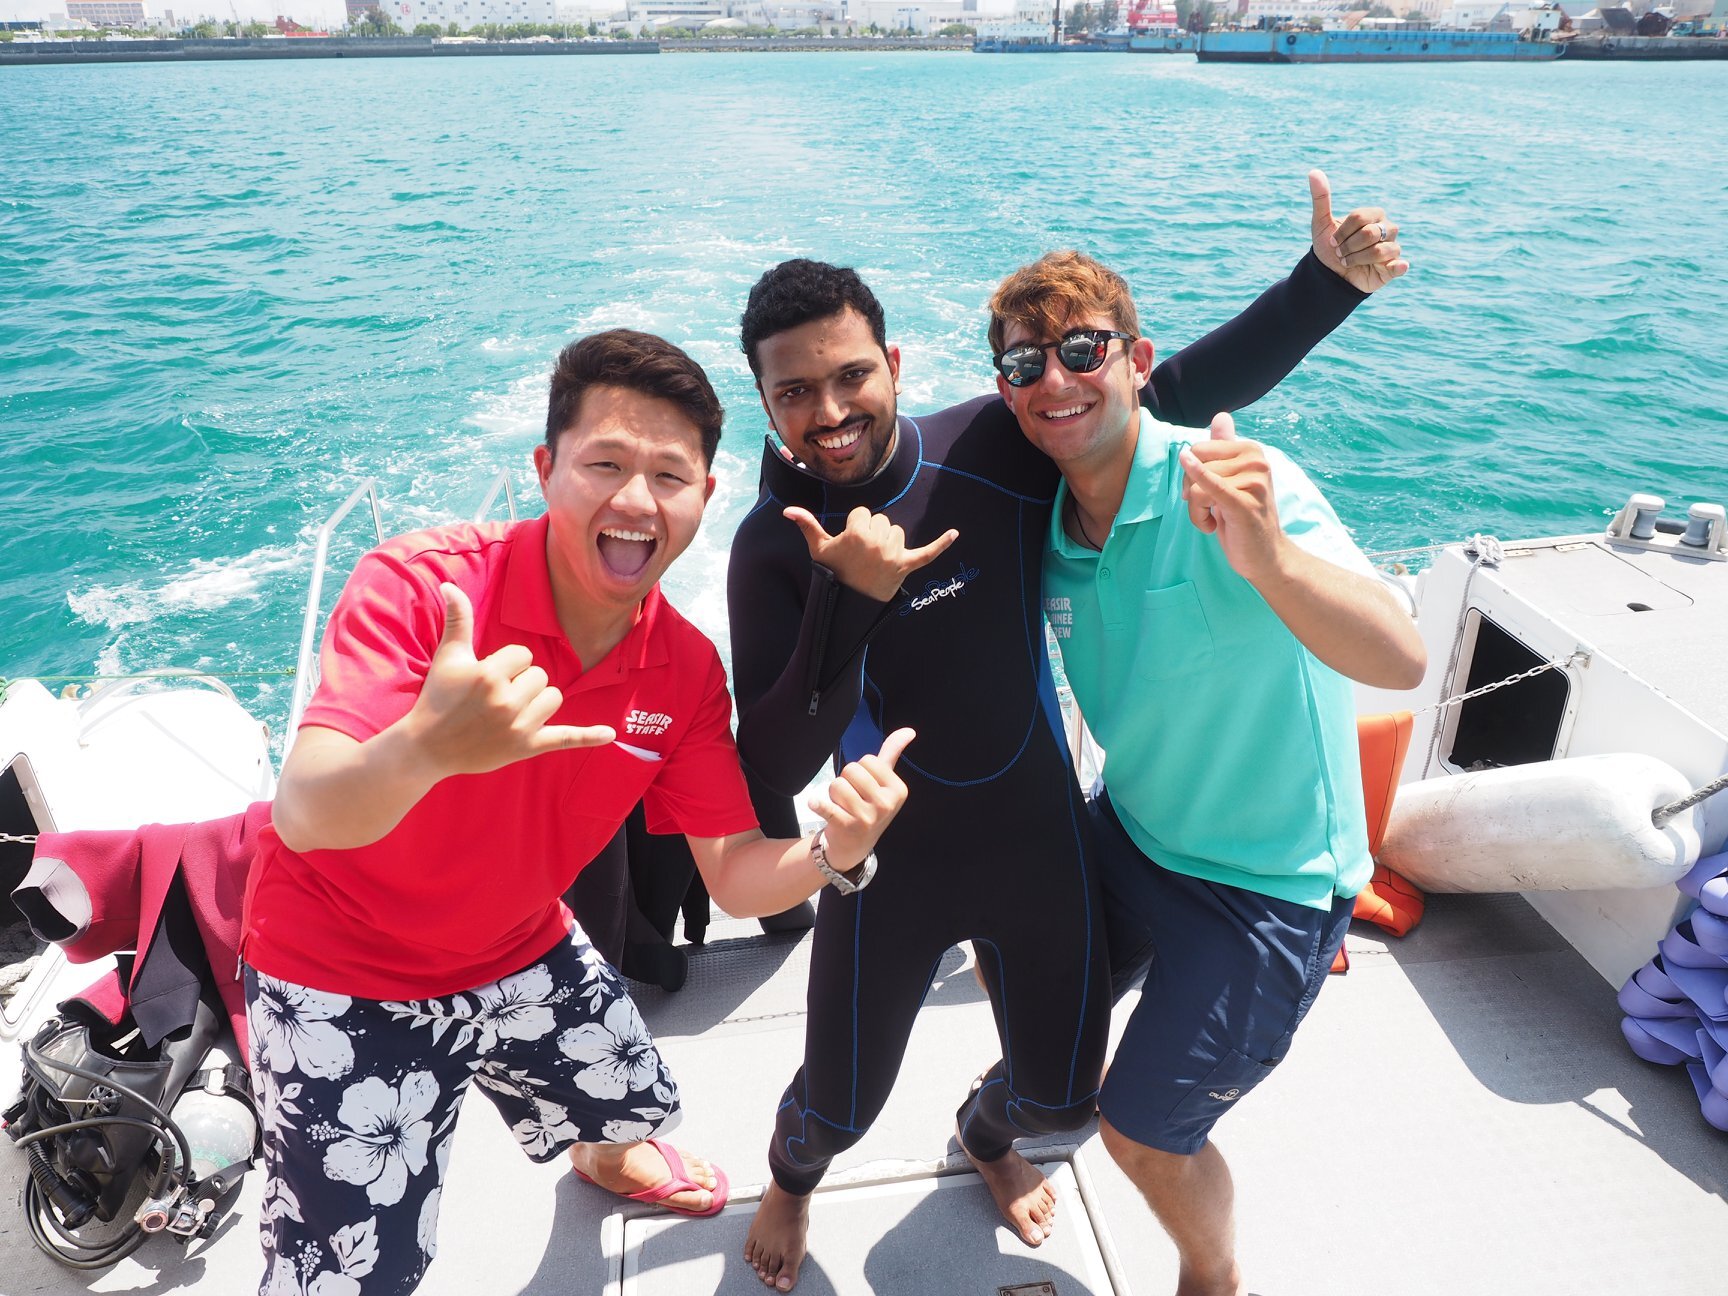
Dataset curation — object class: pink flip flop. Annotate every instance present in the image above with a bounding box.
[571,1138,730,1218]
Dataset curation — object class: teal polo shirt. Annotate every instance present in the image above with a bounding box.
[1044,410,1373,911]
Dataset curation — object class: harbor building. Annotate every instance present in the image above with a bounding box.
[814,0,971,27]
[976,6,1056,39]
[633,0,732,25]
[752,4,847,29]
[1237,0,1357,26]
[362,0,557,26]
[64,0,148,24]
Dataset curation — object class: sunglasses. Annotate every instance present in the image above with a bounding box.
[993,329,1136,388]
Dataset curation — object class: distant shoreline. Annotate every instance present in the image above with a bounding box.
[0,35,972,66]
[4,32,1722,68]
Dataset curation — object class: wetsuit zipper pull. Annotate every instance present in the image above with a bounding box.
[808,690,820,716]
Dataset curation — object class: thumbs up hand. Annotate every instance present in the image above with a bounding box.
[1178,414,1289,587]
[408,583,616,778]
[806,727,916,873]
[1308,169,1408,294]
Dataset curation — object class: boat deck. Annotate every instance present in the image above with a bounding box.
[4,891,1725,1294]
[1499,537,1728,738]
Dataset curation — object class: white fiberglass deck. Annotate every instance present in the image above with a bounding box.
[3,893,1726,1295]
[1489,536,1728,738]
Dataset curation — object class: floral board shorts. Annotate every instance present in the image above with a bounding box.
[243,930,680,1296]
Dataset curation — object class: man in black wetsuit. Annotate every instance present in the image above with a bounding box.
[728,174,1407,1292]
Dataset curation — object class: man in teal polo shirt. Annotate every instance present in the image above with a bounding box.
[988,250,1427,1296]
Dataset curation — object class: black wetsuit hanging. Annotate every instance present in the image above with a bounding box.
[727,252,1367,1193]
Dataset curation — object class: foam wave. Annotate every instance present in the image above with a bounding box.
[67,545,306,631]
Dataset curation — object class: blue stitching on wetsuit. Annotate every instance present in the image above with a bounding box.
[863,500,1047,787]
[812,417,927,522]
[857,668,1041,788]
[959,1076,1005,1150]
[975,937,1013,1082]
[970,771,1098,1106]
[784,938,950,1167]
[928,460,1055,505]
[780,1105,868,1168]
[742,490,784,523]
[1063,778,1094,1102]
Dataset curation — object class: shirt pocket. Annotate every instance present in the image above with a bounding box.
[560,742,658,826]
[1135,581,1216,683]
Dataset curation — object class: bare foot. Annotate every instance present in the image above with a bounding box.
[567,1140,718,1214]
[960,1128,1055,1247]
[742,1181,811,1291]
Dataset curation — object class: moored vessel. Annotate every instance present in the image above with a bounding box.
[1561,32,1728,58]
[1197,28,1564,62]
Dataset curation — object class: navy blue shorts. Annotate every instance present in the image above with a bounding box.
[1091,789,1352,1156]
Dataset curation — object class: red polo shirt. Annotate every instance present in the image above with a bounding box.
[242,516,758,1000]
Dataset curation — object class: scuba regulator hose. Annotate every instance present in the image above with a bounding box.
[14,1035,196,1268]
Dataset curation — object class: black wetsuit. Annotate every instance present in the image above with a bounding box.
[728,253,1364,1194]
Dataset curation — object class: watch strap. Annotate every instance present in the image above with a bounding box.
[810,827,876,894]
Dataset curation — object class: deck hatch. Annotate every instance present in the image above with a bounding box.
[609,1156,1122,1295]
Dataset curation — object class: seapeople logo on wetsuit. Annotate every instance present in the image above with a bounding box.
[1045,596,1074,640]
[624,709,674,736]
[899,562,981,616]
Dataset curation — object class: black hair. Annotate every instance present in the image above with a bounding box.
[740,259,888,378]
[545,328,723,467]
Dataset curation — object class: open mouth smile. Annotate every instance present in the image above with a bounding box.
[597,526,658,579]
[1039,402,1094,422]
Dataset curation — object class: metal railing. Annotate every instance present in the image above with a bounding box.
[284,480,385,753]
[471,469,520,524]
[282,472,521,754]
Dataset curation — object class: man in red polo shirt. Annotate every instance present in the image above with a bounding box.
[242,329,913,1295]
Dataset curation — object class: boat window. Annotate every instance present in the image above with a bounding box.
[1445,612,1571,771]
[1,757,44,930]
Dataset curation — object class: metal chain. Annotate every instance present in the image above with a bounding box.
[1421,536,1502,778]
[1653,772,1728,828]
[1412,652,1589,719]
[0,832,39,845]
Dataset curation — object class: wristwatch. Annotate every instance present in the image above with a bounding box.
[809,827,877,895]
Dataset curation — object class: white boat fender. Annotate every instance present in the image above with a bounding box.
[1378,753,1703,894]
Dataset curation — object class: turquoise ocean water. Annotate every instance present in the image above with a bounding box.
[1,54,1724,731]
